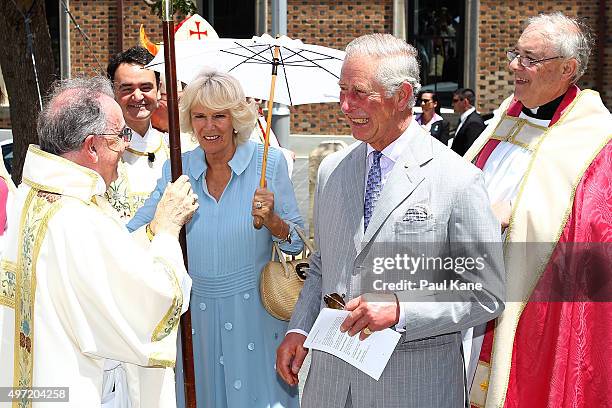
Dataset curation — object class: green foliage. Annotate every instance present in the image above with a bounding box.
[149,0,197,19]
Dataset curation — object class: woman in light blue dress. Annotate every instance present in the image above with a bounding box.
[128,68,303,408]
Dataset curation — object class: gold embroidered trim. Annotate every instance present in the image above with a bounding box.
[490,116,547,152]
[26,145,100,194]
[147,355,175,368]
[1,260,18,308]
[12,189,63,408]
[548,89,594,130]
[0,295,14,309]
[470,360,492,407]
[151,257,183,342]
[493,114,554,408]
[22,177,63,195]
[105,160,156,220]
[503,121,548,246]
[2,260,19,272]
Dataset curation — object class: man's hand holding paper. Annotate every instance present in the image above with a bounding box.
[340,293,400,341]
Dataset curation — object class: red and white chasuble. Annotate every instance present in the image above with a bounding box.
[465,87,612,407]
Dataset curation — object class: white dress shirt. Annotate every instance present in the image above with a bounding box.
[455,106,476,134]
[364,122,414,191]
[364,122,420,333]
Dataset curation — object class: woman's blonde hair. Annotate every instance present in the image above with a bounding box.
[179,67,257,144]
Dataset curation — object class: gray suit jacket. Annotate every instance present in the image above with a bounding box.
[289,122,505,408]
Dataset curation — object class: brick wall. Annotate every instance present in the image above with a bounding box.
[287,0,393,135]
[70,0,167,77]
[70,0,116,76]
[477,0,609,113]
[68,0,610,116]
[2,1,608,132]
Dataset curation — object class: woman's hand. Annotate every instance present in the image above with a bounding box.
[252,186,290,239]
[252,186,275,226]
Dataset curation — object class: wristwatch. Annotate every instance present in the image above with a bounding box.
[278,223,292,244]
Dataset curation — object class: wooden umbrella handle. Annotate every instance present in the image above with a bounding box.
[254,43,281,229]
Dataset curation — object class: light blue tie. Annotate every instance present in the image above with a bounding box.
[364,151,383,230]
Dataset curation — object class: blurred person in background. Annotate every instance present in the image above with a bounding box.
[415,90,450,145]
[450,88,485,156]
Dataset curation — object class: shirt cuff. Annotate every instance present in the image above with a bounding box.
[130,224,152,250]
[286,329,309,338]
[395,301,407,333]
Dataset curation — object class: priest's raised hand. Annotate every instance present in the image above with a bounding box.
[149,174,199,237]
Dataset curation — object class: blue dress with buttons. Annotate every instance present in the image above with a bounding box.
[128,141,302,408]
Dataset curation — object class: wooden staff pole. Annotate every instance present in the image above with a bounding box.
[161,1,197,407]
[253,43,281,229]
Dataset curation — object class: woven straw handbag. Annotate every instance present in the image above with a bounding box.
[260,227,315,321]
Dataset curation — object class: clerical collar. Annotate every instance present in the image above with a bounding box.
[125,125,163,163]
[521,92,566,120]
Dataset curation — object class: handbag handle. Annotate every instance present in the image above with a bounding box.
[293,226,316,254]
[271,242,292,278]
[269,226,315,279]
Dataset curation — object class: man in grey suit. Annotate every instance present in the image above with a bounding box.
[276,33,505,408]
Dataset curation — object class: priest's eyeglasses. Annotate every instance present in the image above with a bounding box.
[94,127,133,143]
[506,50,563,68]
[324,293,346,310]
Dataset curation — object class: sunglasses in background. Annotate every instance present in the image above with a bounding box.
[324,293,346,310]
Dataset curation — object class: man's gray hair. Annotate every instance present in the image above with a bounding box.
[345,33,421,108]
[526,12,594,84]
[38,76,114,155]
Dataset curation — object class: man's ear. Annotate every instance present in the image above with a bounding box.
[82,135,99,163]
[561,58,578,83]
[396,82,413,112]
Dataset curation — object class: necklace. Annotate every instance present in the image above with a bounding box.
[126,137,163,163]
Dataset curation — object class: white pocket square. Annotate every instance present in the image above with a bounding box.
[402,204,432,222]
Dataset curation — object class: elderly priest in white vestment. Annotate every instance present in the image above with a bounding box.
[0,76,198,407]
